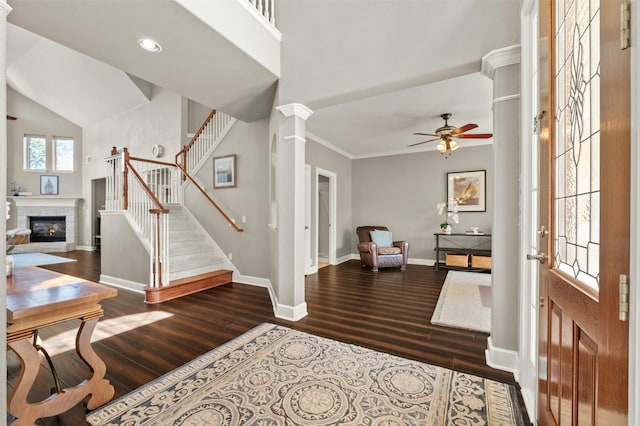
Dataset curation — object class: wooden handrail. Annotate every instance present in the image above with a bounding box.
[126,160,169,213]
[129,156,177,168]
[175,162,243,232]
[175,109,217,169]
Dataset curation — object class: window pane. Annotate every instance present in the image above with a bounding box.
[55,138,74,171]
[25,135,46,170]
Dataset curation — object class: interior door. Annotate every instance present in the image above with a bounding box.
[537,0,630,424]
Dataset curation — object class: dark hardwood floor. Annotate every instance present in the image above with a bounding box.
[7,251,530,424]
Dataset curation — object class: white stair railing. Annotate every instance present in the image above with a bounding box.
[248,0,275,25]
[176,109,236,178]
[105,147,172,287]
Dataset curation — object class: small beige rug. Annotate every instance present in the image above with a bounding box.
[87,323,522,425]
[431,271,492,333]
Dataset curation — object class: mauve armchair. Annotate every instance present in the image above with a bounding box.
[356,226,409,272]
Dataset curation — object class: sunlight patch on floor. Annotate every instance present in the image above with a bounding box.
[41,311,174,356]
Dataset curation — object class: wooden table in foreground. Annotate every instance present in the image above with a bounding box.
[6,266,118,425]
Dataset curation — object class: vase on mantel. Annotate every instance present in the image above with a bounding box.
[441,225,452,235]
[6,255,14,277]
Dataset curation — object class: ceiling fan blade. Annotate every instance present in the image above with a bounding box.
[408,137,440,147]
[6,115,17,120]
[455,133,493,139]
[413,132,439,137]
[451,123,477,135]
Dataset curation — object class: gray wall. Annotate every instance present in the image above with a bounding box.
[6,88,83,228]
[100,212,149,285]
[306,139,353,261]
[185,118,271,278]
[352,145,493,261]
[82,86,183,248]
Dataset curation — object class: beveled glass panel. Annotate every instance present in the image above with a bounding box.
[554,0,600,287]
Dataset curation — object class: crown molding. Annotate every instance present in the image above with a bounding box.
[306,131,353,159]
[481,45,521,80]
[276,103,313,120]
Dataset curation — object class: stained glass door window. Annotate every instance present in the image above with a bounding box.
[554,0,600,290]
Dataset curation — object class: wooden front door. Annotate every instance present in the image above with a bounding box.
[537,0,630,424]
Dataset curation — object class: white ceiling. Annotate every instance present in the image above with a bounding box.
[5,0,521,158]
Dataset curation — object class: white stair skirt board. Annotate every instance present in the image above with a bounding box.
[431,270,491,333]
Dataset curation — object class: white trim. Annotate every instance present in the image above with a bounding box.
[306,131,354,160]
[99,274,145,294]
[234,274,272,288]
[10,196,81,207]
[276,103,313,120]
[314,167,337,266]
[76,245,95,251]
[283,134,307,143]
[305,131,493,161]
[349,253,435,267]
[481,44,522,80]
[335,254,352,264]
[493,94,521,106]
[485,336,519,375]
[275,301,308,321]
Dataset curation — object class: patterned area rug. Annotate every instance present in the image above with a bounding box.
[87,323,523,425]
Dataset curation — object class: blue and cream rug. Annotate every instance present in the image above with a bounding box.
[86,323,523,425]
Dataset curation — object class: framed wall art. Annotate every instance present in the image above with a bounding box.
[213,154,237,189]
[40,175,59,195]
[447,170,486,212]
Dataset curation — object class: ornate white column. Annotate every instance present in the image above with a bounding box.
[274,103,312,320]
[1,0,14,416]
[481,45,521,372]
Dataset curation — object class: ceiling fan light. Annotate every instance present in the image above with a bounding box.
[449,140,459,151]
[437,141,447,153]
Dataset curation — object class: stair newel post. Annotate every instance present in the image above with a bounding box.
[149,209,165,288]
[122,147,130,210]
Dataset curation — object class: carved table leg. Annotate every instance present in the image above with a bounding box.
[7,318,114,424]
[76,317,115,409]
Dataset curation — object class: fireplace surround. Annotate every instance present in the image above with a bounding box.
[9,197,80,253]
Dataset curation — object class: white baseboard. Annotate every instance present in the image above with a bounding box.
[348,253,435,266]
[335,254,352,264]
[520,386,536,423]
[77,245,96,251]
[275,301,308,321]
[485,336,519,375]
[99,274,145,294]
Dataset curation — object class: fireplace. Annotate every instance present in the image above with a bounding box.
[29,216,67,242]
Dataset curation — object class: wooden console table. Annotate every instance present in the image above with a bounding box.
[434,232,492,271]
[6,266,117,425]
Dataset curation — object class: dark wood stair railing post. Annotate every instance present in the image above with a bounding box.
[122,148,129,210]
[149,208,168,288]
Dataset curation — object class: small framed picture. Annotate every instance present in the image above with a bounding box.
[40,175,59,195]
[213,154,237,189]
[447,170,486,212]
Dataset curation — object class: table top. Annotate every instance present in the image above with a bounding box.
[7,266,117,323]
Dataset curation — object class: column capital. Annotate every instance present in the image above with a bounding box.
[276,103,313,120]
[481,45,521,80]
[0,1,11,14]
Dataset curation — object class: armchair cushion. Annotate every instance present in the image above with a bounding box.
[370,230,392,248]
[378,246,401,255]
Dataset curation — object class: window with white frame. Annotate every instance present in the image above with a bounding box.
[24,135,47,171]
[23,135,75,172]
[54,137,74,171]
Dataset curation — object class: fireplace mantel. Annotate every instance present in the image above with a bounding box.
[10,197,81,208]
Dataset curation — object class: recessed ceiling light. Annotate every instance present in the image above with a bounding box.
[138,38,162,52]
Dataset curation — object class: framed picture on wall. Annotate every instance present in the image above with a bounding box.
[40,175,59,195]
[447,170,486,212]
[213,154,237,189]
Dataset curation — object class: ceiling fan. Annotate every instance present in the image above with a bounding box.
[409,113,492,156]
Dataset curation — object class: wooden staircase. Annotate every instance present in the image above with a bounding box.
[144,204,232,303]
[105,109,240,304]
